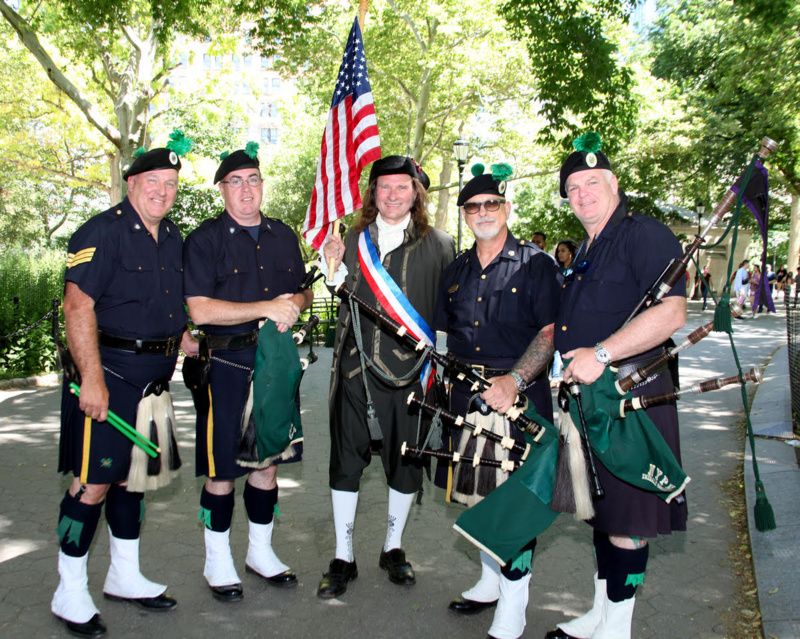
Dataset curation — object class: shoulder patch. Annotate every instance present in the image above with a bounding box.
[66,247,96,269]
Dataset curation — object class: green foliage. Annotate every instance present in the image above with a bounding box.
[168,184,222,238]
[0,250,64,378]
[510,180,584,250]
[650,0,800,197]
[499,0,640,151]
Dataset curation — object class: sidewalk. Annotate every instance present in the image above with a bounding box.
[0,304,794,638]
[744,342,800,639]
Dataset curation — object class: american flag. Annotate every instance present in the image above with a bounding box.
[302,18,381,250]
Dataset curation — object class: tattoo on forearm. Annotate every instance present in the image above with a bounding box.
[513,324,555,382]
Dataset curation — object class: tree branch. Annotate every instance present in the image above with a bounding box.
[0,3,121,147]
[386,0,426,52]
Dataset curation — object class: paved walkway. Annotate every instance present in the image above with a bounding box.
[0,303,794,638]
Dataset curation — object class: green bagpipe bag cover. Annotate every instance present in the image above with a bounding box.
[454,368,689,566]
[572,367,689,502]
[252,320,303,460]
[454,406,561,566]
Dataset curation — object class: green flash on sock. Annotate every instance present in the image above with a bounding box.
[509,549,532,574]
[273,503,281,518]
[198,506,212,529]
[57,516,84,547]
[139,500,145,523]
[624,572,645,588]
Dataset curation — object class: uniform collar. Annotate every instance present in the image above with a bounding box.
[222,210,273,236]
[120,197,173,241]
[467,228,521,268]
[587,191,631,246]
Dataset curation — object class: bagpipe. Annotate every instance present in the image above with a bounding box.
[51,299,181,493]
[334,283,545,442]
[235,265,322,468]
[559,137,777,511]
[236,313,321,469]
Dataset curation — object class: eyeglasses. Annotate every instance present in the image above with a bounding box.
[462,199,506,215]
[221,175,263,188]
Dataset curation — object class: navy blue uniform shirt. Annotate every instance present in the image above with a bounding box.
[554,194,685,354]
[183,211,306,336]
[434,231,560,370]
[65,197,186,339]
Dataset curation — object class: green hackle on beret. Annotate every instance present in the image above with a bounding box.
[245,141,260,160]
[166,129,193,157]
[572,132,603,153]
[133,146,147,159]
[470,163,485,178]
[491,162,513,182]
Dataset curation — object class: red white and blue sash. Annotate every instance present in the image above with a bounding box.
[357,228,435,389]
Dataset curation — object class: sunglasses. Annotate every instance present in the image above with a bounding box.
[462,199,506,215]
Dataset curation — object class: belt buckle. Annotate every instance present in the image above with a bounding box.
[470,364,485,378]
[164,335,179,357]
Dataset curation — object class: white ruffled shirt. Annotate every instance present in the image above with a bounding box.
[322,213,412,285]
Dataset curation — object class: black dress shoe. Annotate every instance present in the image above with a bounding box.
[55,613,107,638]
[317,558,358,599]
[245,564,298,588]
[103,592,177,611]
[379,548,415,586]
[544,629,579,639]
[448,595,498,615]
[208,583,244,602]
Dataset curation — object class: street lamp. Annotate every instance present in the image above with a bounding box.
[453,139,469,253]
[696,199,705,236]
[693,200,706,300]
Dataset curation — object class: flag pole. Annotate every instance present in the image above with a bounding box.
[327,0,370,275]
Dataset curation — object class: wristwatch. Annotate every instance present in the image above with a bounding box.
[594,342,611,366]
[509,370,526,391]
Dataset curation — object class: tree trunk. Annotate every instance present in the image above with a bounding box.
[434,159,452,231]
[789,191,800,275]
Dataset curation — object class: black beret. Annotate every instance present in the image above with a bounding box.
[559,150,612,198]
[368,155,423,185]
[214,149,260,184]
[123,148,181,180]
[457,173,504,206]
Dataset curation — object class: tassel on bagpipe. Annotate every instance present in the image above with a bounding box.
[400,441,520,472]
[406,392,531,460]
[334,283,545,442]
[619,367,762,416]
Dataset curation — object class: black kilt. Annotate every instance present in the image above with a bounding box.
[58,347,177,484]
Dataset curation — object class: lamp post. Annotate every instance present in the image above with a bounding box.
[696,199,705,236]
[453,139,469,253]
[693,200,706,300]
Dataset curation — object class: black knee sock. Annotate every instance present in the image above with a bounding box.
[105,484,143,539]
[243,482,277,525]
[593,529,613,579]
[500,538,537,581]
[57,490,103,557]
[199,487,235,532]
[601,542,649,602]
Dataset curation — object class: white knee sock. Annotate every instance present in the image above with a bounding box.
[383,488,414,552]
[462,550,501,602]
[331,489,358,562]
